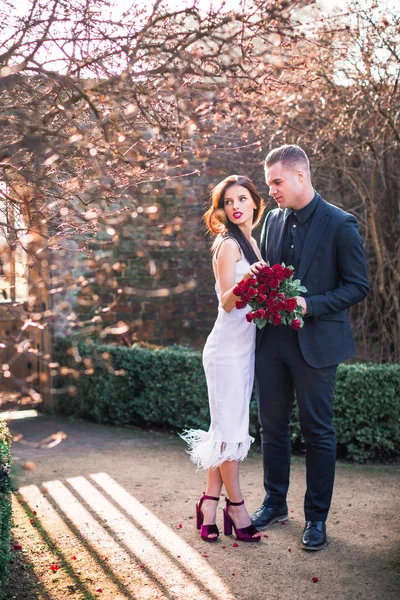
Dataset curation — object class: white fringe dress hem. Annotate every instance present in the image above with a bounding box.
[180,429,254,470]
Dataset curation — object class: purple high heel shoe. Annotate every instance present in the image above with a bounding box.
[223,498,261,543]
[196,493,220,542]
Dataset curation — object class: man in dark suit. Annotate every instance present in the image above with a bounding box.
[250,144,369,550]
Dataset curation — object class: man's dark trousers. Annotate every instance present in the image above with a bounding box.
[256,324,337,521]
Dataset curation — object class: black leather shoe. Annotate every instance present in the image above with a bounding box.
[301,521,328,551]
[250,504,288,530]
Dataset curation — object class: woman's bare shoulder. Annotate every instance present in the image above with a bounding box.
[214,236,241,260]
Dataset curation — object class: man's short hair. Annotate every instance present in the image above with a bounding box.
[265,144,309,172]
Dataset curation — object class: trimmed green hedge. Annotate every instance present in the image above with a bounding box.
[54,338,400,463]
[0,419,12,596]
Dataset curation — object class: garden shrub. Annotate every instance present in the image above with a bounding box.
[54,338,400,463]
[0,419,12,596]
[332,363,400,462]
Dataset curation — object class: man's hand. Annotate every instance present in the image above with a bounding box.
[296,296,308,316]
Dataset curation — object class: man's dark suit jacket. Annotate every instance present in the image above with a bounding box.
[259,193,369,368]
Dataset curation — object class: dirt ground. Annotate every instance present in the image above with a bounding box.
[4,414,400,600]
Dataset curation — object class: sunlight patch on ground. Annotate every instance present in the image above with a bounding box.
[41,479,163,599]
[17,473,236,599]
[91,472,236,599]
[69,475,236,600]
[0,409,38,420]
[15,487,130,599]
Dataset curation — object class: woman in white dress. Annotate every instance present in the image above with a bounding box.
[181,175,265,543]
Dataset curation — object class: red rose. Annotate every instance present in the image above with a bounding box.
[267,299,278,312]
[269,289,279,299]
[272,313,282,325]
[276,300,286,311]
[257,294,267,304]
[290,318,301,330]
[272,264,285,281]
[256,274,267,285]
[254,309,265,319]
[272,264,283,273]
[260,265,273,277]
[285,297,298,312]
[283,267,293,279]
[235,300,247,309]
[246,312,254,322]
[257,283,268,294]
[269,277,279,288]
[248,287,258,298]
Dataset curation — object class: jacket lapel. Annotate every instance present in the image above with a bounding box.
[272,213,286,265]
[262,209,285,264]
[296,198,331,282]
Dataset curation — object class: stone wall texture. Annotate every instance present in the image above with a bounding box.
[83,142,269,350]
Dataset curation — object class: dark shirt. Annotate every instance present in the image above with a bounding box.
[280,192,320,315]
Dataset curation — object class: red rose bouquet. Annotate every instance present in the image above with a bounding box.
[233,263,307,330]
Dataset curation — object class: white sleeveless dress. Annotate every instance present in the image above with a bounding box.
[181,238,256,469]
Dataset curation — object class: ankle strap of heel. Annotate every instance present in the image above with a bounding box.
[225,498,244,507]
[202,493,220,501]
